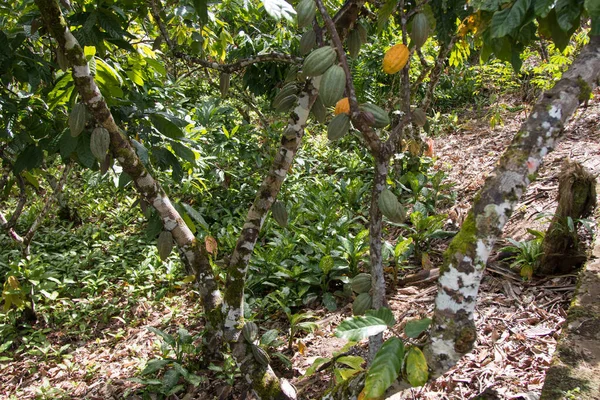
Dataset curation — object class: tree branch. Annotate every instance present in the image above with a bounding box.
[175,52,302,73]
[148,0,175,49]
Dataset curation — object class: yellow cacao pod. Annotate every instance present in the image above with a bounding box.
[334,97,350,115]
[383,44,409,74]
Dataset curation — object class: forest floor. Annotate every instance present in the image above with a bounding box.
[1,92,599,400]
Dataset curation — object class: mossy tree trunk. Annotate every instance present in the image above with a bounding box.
[424,35,600,377]
[538,160,596,275]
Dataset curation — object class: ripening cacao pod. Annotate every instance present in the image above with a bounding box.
[378,188,405,223]
[69,103,87,137]
[334,97,350,115]
[412,108,427,127]
[383,43,409,74]
[410,13,430,49]
[353,293,372,315]
[347,29,362,58]
[90,127,110,161]
[251,344,271,366]
[359,103,390,128]
[271,201,288,227]
[242,321,259,343]
[300,30,316,55]
[351,273,372,294]
[296,0,316,29]
[157,231,174,261]
[327,113,350,141]
[311,96,327,123]
[219,72,230,98]
[303,46,337,77]
[319,65,346,106]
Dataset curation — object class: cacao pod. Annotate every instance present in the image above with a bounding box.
[412,108,427,127]
[319,65,346,106]
[311,96,327,123]
[303,46,337,77]
[359,103,390,128]
[100,153,113,175]
[90,127,110,161]
[353,293,372,315]
[378,188,405,223]
[273,83,298,106]
[334,97,350,115]
[299,30,316,55]
[69,103,87,137]
[347,29,362,58]
[219,72,230,98]
[410,13,429,49]
[351,273,372,294]
[356,21,368,44]
[285,66,299,83]
[242,321,258,343]
[383,43,409,74]
[251,344,270,366]
[327,113,350,141]
[271,201,288,227]
[274,95,298,113]
[360,110,376,127]
[157,231,174,261]
[296,0,316,29]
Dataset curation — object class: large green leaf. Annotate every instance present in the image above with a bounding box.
[319,255,334,275]
[192,0,208,25]
[336,356,364,370]
[335,316,388,341]
[150,114,184,139]
[405,347,428,387]
[363,337,404,399]
[555,0,582,32]
[534,0,555,17]
[404,318,432,338]
[14,145,43,174]
[489,0,532,38]
[365,307,396,328]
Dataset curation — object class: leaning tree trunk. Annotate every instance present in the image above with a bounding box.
[424,35,600,377]
[537,160,596,275]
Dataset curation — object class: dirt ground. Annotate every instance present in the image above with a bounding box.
[1,91,599,399]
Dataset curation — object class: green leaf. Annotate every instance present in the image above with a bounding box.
[534,0,555,17]
[142,359,171,375]
[335,316,388,341]
[556,0,582,32]
[76,132,96,169]
[260,329,280,346]
[148,326,176,347]
[489,0,532,38]
[366,308,396,328]
[319,255,334,275]
[336,356,364,370]
[363,337,404,399]
[150,114,184,139]
[394,237,413,260]
[404,318,432,338]
[304,357,329,377]
[405,347,428,387]
[335,367,362,383]
[586,0,600,16]
[131,139,149,166]
[14,145,43,174]
[192,0,208,24]
[262,0,296,21]
[378,0,397,32]
[171,142,196,163]
[161,368,181,391]
[322,292,337,311]
[181,203,208,230]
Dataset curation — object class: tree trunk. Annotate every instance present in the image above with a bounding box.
[424,35,600,377]
[538,160,596,275]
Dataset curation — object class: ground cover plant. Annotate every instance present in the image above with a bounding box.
[2,0,600,398]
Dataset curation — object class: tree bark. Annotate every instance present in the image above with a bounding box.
[424,35,600,377]
[538,160,596,275]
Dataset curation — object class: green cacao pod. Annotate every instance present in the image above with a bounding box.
[242,321,258,343]
[251,344,270,366]
[69,103,87,137]
[353,293,372,315]
[412,108,427,127]
[274,95,298,113]
[219,72,230,98]
[319,65,346,106]
[347,29,362,58]
[271,201,288,227]
[351,273,372,294]
[303,46,336,77]
[378,188,405,223]
[285,66,299,83]
[359,103,390,128]
[410,13,430,49]
[299,30,316,55]
[90,127,111,161]
[296,0,316,29]
[311,96,327,123]
[273,83,298,106]
[327,113,350,141]
[157,231,174,261]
